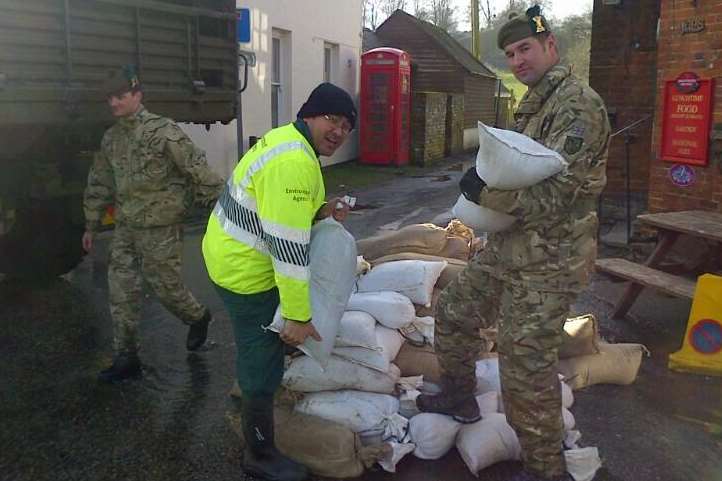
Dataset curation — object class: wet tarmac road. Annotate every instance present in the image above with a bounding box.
[2,158,721,481]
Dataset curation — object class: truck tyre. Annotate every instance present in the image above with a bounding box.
[0,198,85,280]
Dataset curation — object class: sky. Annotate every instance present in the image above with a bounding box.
[451,0,594,31]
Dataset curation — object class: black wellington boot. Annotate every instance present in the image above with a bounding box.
[98,352,142,383]
[241,397,309,481]
[186,308,212,351]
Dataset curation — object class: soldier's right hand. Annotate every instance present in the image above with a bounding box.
[459,166,486,204]
[82,231,94,252]
[280,318,322,346]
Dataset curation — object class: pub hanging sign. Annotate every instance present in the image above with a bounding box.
[661,72,714,166]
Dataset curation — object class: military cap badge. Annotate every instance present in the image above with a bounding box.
[526,5,547,34]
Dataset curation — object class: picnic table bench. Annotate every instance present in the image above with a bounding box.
[595,210,722,319]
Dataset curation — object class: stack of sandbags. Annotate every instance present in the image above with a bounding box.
[281,258,451,473]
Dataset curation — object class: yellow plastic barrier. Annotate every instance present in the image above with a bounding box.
[669,274,722,376]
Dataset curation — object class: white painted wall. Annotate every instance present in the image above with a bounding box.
[181,0,363,179]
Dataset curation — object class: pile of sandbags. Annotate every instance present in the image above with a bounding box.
[278,255,453,473]
[228,215,642,480]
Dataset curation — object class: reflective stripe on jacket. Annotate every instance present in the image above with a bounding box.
[202,123,325,321]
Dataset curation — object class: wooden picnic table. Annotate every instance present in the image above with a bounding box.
[596,210,722,319]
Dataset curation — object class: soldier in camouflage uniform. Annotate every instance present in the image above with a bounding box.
[417,6,610,481]
[83,66,224,383]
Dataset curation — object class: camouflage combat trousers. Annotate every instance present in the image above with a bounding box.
[108,224,206,353]
[436,258,574,479]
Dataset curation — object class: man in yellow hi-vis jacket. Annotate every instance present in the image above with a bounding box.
[202,83,356,481]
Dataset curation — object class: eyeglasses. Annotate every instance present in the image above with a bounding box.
[323,114,353,134]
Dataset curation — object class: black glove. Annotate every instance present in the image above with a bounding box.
[459,166,486,205]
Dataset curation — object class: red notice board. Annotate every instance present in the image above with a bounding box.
[660,73,714,166]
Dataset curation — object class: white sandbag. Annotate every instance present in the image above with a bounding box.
[452,194,516,233]
[456,412,521,475]
[565,447,602,481]
[356,261,447,307]
[561,378,574,409]
[565,430,583,450]
[558,342,648,390]
[333,325,405,373]
[332,346,389,372]
[476,391,499,415]
[346,291,416,329]
[376,325,405,361]
[476,121,567,190]
[409,413,462,460]
[475,357,502,396]
[267,218,357,368]
[336,311,379,349]
[295,390,407,441]
[378,441,416,473]
[398,389,422,419]
[283,355,400,394]
[412,316,435,345]
[563,408,576,431]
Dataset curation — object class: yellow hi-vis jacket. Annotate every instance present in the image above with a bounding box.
[202,123,325,322]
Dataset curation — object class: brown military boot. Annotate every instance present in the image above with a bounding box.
[416,375,481,423]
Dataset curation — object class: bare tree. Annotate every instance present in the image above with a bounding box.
[429,0,457,32]
[363,0,381,29]
[412,0,430,22]
[480,0,495,28]
[380,0,407,18]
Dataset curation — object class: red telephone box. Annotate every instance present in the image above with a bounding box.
[360,48,411,166]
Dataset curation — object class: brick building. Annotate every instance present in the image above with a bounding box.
[590,0,722,215]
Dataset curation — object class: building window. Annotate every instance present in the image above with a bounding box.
[272,36,281,128]
[323,42,338,83]
[271,29,292,129]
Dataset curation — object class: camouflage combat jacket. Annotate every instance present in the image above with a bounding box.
[475,64,610,293]
[83,107,223,232]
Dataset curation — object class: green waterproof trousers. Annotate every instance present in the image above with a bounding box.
[214,284,284,403]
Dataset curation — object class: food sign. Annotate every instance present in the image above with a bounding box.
[660,72,713,166]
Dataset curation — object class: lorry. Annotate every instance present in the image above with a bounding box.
[0,0,239,279]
